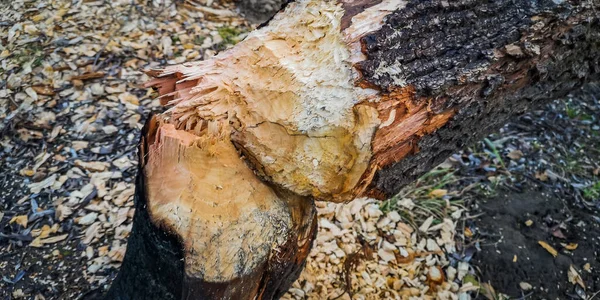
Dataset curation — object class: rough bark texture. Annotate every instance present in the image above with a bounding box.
[355,0,600,198]
[107,0,600,299]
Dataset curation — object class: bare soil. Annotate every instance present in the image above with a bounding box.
[473,190,599,299]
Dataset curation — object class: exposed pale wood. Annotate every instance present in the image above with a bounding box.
[106,116,317,300]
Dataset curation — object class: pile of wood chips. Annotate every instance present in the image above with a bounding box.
[284,198,475,300]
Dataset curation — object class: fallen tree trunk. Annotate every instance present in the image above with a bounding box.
[106,0,600,299]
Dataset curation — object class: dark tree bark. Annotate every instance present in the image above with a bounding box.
[106,0,600,299]
[354,0,600,199]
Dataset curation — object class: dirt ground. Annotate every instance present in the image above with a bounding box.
[474,190,600,299]
[467,86,600,300]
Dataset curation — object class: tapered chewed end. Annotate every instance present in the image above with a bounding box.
[141,115,314,284]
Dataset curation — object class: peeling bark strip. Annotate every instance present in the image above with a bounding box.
[108,0,600,299]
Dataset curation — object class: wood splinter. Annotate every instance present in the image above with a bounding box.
[106,0,599,298]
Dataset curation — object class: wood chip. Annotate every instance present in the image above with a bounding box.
[519,282,532,291]
[31,85,55,96]
[429,189,447,198]
[419,216,435,232]
[75,160,109,172]
[31,234,69,247]
[568,265,586,289]
[538,240,558,257]
[562,243,578,251]
[28,174,57,193]
[507,150,524,160]
[583,263,591,273]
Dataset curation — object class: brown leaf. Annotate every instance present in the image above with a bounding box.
[584,263,591,273]
[43,234,68,244]
[519,282,533,291]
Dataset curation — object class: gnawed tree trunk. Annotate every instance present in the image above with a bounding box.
[106,0,600,299]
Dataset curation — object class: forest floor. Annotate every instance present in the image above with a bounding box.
[1,0,599,300]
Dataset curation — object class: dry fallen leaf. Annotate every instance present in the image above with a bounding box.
[10,215,28,228]
[31,225,52,238]
[77,212,98,225]
[55,205,73,221]
[505,44,524,57]
[480,282,497,300]
[538,241,558,257]
[119,92,140,105]
[41,234,69,244]
[20,168,35,176]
